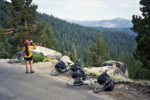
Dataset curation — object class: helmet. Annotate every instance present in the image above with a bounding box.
[24,40,29,45]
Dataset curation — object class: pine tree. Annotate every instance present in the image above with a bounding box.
[0,0,56,58]
[1,0,37,28]
[88,31,107,67]
[0,0,38,56]
[69,45,77,62]
[131,0,150,71]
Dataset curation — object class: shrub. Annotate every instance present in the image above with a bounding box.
[43,57,52,62]
[33,54,44,62]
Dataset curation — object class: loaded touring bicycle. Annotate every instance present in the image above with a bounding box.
[67,66,115,93]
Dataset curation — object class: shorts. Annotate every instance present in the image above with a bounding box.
[25,56,33,61]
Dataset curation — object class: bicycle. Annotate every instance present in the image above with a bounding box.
[67,73,97,86]
[50,62,72,77]
[67,69,114,93]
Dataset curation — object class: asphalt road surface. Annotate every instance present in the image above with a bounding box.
[0,60,112,100]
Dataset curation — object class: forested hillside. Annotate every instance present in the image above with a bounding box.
[36,13,136,63]
[95,27,135,35]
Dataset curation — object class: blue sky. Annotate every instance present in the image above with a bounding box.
[8,0,142,20]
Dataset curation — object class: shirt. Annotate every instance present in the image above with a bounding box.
[23,45,35,58]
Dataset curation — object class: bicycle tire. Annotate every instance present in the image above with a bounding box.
[93,78,114,93]
[93,84,104,93]
[103,79,114,91]
[66,70,72,77]
[50,69,59,76]
[67,78,83,86]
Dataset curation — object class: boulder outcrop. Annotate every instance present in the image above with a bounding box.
[11,51,24,60]
[32,46,62,60]
[102,61,128,77]
[83,60,130,82]
[60,56,74,66]
[12,46,62,60]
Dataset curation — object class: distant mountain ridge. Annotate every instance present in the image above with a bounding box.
[69,18,133,28]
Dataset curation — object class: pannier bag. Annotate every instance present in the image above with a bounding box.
[97,73,109,85]
[55,60,66,71]
[71,69,85,79]
[70,64,81,72]
[97,71,115,91]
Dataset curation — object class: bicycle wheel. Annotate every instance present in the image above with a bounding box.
[50,69,59,76]
[67,78,83,86]
[93,84,104,93]
[65,70,72,77]
[103,79,114,91]
[94,78,114,93]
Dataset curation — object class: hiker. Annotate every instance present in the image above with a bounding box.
[23,40,36,73]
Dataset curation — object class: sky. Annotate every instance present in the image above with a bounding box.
[8,0,142,21]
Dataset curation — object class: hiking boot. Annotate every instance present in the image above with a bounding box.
[26,70,28,74]
[30,70,35,73]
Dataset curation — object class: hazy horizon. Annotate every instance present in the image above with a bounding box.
[7,0,141,21]
[33,0,141,21]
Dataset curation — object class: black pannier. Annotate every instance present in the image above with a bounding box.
[97,73,109,85]
[70,64,81,72]
[71,70,85,79]
[97,71,115,91]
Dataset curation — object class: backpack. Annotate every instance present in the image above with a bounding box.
[25,45,29,56]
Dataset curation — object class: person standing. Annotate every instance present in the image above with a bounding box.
[23,40,36,73]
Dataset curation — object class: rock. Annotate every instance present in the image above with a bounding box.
[83,61,130,82]
[60,56,74,66]
[102,61,128,77]
[32,46,62,60]
[11,46,62,60]
[11,51,24,60]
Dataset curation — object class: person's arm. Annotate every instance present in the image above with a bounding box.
[32,42,37,48]
[30,40,37,48]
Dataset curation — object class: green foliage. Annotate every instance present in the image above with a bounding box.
[69,45,77,62]
[43,57,52,62]
[1,0,37,28]
[0,0,56,58]
[37,23,56,50]
[131,0,150,71]
[33,54,44,62]
[88,31,107,66]
[0,38,13,58]
[125,56,150,80]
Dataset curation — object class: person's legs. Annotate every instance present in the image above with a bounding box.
[26,61,29,73]
[29,60,34,73]
[29,60,32,71]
